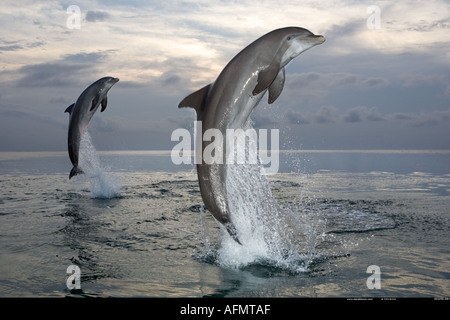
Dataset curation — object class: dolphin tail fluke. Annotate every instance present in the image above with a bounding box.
[69,166,84,179]
[225,223,242,245]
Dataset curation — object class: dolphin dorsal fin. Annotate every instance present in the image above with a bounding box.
[268,67,285,104]
[64,103,75,114]
[178,84,211,120]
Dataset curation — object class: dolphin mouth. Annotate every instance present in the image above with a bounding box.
[111,77,120,83]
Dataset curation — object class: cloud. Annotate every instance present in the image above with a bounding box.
[366,107,385,121]
[0,103,65,129]
[401,74,447,87]
[285,72,361,104]
[314,105,339,124]
[0,44,22,51]
[49,96,72,104]
[16,63,85,87]
[283,105,339,125]
[285,110,310,125]
[160,72,182,86]
[391,113,413,121]
[252,113,280,127]
[384,109,450,127]
[344,106,386,123]
[407,109,450,128]
[16,51,111,87]
[344,108,363,123]
[360,77,389,88]
[0,0,449,151]
[85,11,110,23]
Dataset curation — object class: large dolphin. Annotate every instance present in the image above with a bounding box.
[178,27,325,244]
[65,76,119,179]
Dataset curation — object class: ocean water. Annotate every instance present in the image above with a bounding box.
[0,143,449,297]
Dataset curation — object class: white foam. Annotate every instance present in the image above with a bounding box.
[211,135,322,273]
[78,132,121,199]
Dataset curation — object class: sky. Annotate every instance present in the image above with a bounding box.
[0,0,449,151]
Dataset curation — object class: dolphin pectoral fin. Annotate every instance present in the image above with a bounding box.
[268,67,285,104]
[64,103,75,114]
[90,94,100,111]
[178,84,211,119]
[69,166,84,179]
[253,63,281,96]
[101,96,107,112]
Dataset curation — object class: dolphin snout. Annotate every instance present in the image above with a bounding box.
[311,35,326,44]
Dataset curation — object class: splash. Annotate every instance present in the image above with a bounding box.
[78,132,121,199]
[198,130,325,273]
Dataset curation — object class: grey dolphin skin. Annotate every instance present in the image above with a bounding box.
[179,27,325,244]
[65,76,119,179]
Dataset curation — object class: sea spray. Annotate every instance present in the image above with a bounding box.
[78,132,121,199]
[210,132,324,273]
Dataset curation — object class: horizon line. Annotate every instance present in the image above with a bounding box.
[1,148,450,154]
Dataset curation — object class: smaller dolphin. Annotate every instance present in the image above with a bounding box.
[65,76,119,179]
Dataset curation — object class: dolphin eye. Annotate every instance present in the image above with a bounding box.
[287,36,292,41]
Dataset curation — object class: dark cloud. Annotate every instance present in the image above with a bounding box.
[167,116,194,129]
[344,107,363,123]
[49,96,72,104]
[392,113,413,121]
[284,106,387,126]
[334,74,358,87]
[27,41,45,49]
[285,110,309,125]
[344,106,386,123]
[160,72,182,86]
[287,72,363,102]
[407,19,449,32]
[0,40,44,53]
[62,52,109,63]
[314,105,339,124]
[360,77,389,88]
[252,113,279,127]
[0,44,22,51]
[389,109,450,127]
[366,107,385,121]
[16,51,110,87]
[409,109,450,127]
[401,74,447,87]
[16,63,85,87]
[282,106,339,126]
[0,104,65,129]
[0,39,21,52]
[85,11,110,22]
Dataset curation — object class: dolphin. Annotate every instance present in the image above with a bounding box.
[178,27,325,244]
[64,76,119,179]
